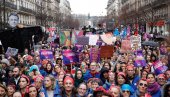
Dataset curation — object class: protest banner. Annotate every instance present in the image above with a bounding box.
[34,45,41,52]
[121,40,131,53]
[60,31,71,46]
[40,50,54,60]
[130,35,141,50]
[5,47,18,56]
[77,36,89,45]
[100,32,114,45]
[90,47,100,62]
[153,60,168,75]
[134,50,146,67]
[100,46,114,58]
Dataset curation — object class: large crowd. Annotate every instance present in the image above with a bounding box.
[0,31,170,97]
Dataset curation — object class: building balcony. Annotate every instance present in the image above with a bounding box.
[5,1,17,10]
[19,6,36,15]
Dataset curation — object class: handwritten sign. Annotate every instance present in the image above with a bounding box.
[40,50,54,60]
[6,47,18,56]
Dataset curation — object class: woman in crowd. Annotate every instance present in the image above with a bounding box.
[59,75,77,97]
[103,71,115,90]
[0,84,7,97]
[74,69,84,88]
[121,84,134,97]
[108,85,121,97]
[45,62,53,75]
[146,73,161,97]
[7,84,16,97]
[115,72,128,87]
[140,70,148,79]
[13,91,22,97]
[53,65,62,78]
[100,67,109,84]
[19,74,30,97]
[76,82,88,97]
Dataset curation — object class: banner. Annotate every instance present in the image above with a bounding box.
[153,60,168,75]
[5,47,18,56]
[40,50,54,60]
[121,40,131,53]
[100,46,114,58]
[89,35,99,45]
[62,50,76,65]
[60,31,71,46]
[71,30,84,44]
[77,36,89,45]
[130,35,141,50]
[90,47,100,63]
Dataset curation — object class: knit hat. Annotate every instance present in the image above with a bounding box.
[1,59,10,66]
[121,84,134,94]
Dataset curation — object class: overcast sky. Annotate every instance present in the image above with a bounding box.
[68,0,108,16]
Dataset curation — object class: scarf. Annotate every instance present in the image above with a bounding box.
[147,82,160,94]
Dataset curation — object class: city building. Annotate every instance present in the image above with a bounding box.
[0,0,60,30]
[106,0,170,34]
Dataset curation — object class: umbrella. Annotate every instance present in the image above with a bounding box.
[155,35,166,41]
[142,41,159,47]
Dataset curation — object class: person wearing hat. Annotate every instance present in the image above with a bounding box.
[121,84,134,97]
[126,65,140,90]
[157,74,167,88]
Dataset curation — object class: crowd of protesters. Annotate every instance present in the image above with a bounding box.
[0,31,170,97]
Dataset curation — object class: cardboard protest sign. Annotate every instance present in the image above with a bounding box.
[121,40,131,52]
[5,47,18,56]
[100,32,113,45]
[77,36,89,45]
[153,60,168,75]
[89,35,99,45]
[130,35,141,50]
[40,50,54,60]
[100,46,114,58]
[90,47,100,62]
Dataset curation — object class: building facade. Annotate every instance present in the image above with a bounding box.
[107,0,170,34]
[0,0,60,30]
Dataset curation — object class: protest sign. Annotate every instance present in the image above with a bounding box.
[130,35,141,50]
[90,47,100,62]
[62,50,76,65]
[100,33,114,45]
[5,47,18,56]
[153,60,168,75]
[40,50,54,60]
[77,36,89,45]
[121,40,131,53]
[89,35,99,45]
[60,31,71,46]
[134,50,146,67]
[100,46,114,58]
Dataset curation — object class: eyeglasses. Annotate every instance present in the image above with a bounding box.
[122,90,130,93]
[158,78,165,81]
[139,83,147,87]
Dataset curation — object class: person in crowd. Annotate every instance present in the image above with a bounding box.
[102,62,111,70]
[59,75,77,97]
[162,82,170,97]
[103,71,115,90]
[53,65,62,78]
[9,66,21,90]
[84,62,100,81]
[7,84,16,97]
[34,75,44,93]
[29,65,41,83]
[165,70,170,82]
[18,58,28,75]
[157,74,167,88]
[56,58,62,67]
[121,84,134,97]
[91,78,102,91]
[0,84,7,97]
[100,67,109,84]
[57,70,66,79]
[93,86,112,97]
[74,69,84,88]
[146,73,161,97]
[43,75,58,97]
[0,58,10,84]
[140,70,148,79]
[80,61,89,75]
[115,72,128,87]
[126,65,140,90]
[13,91,22,97]
[45,62,53,75]
[26,85,45,97]
[108,85,121,97]
[18,74,30,97]
[132,79,151,97]
[76,82,88,97]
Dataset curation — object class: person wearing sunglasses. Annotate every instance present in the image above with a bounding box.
[132,79,151,97]
[121,84,134,97]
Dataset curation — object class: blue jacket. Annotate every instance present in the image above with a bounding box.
[83,70,100,82]
[128,75,140,90]
[150,89,161,97]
